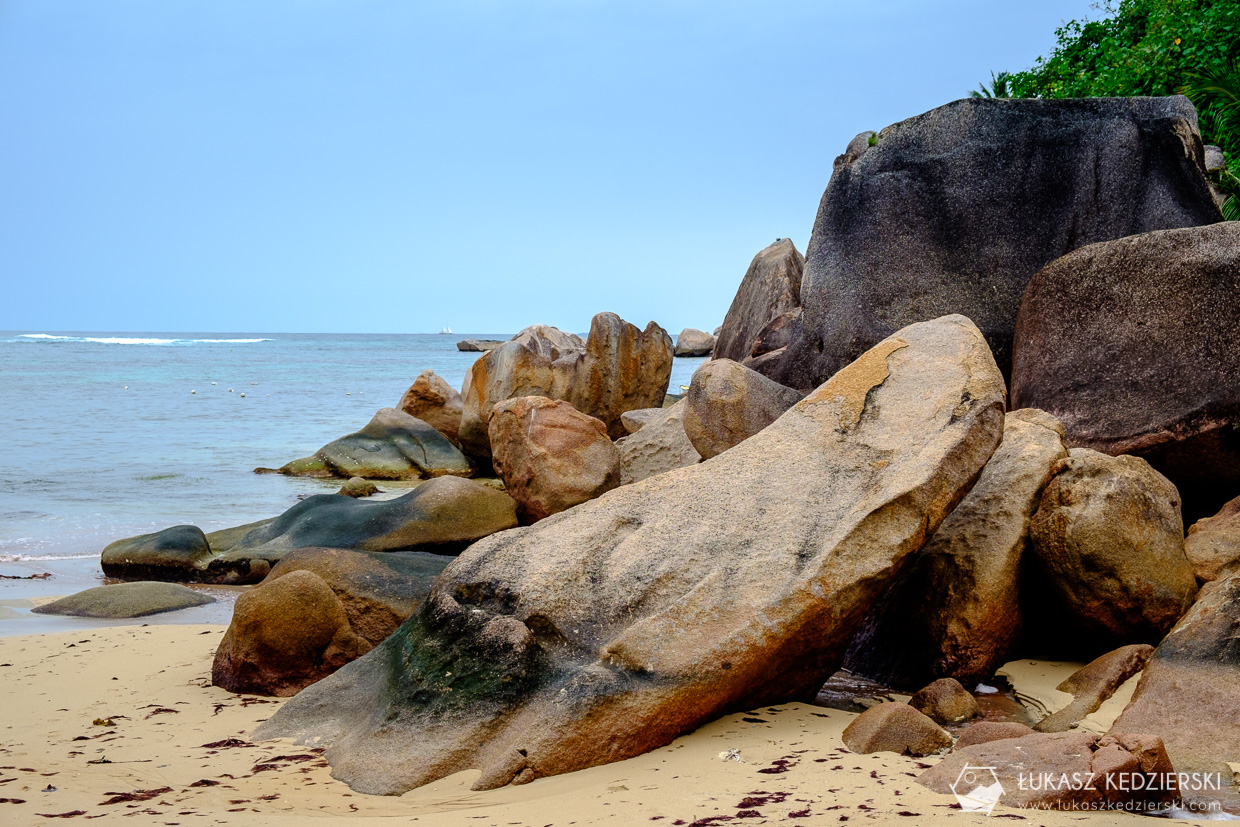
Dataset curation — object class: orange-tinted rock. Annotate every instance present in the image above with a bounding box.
[488,397,620,522]
[398,369,464,443]
[459,313,672,458]
[953,721,1035,750]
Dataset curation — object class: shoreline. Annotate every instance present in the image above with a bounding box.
[0,624,1159,826]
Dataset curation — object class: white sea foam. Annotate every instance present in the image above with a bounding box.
[0,552,100,563]
[17,334,270,345]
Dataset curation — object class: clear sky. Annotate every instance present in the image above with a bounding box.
[0,0,1098,335]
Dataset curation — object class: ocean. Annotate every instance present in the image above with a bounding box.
[0,330,706,634]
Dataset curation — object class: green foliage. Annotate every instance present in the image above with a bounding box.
[983,0,1240,218]
[971,71,1013,98]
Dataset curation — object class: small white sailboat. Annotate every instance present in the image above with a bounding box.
[439,325,453,335]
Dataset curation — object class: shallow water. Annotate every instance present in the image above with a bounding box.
[0,330,705,633]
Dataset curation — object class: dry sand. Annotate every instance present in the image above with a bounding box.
[0,625,1183,826]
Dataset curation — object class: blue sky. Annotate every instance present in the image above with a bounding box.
[0,0,1097,335]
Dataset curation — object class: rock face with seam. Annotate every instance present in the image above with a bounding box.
[1184,494,1240,582]
[766,96,1221,392]
[712,238,803,363]
[277,407,472,480]
[254,314,1006,795]
[844,408,1068,689]
[1011,222,1240,521]
[458,313,673,459]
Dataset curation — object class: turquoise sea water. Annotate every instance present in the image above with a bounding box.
[0,330,704,632]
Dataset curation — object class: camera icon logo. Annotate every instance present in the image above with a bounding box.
[950,764,1004,815]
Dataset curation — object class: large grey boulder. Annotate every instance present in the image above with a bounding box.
[255,314,1006,795]
[33,582,214,619]
[682,359,805,460]
[459,313,673,458]
[276,408,472,480]
[845,409,1068,689]
[1011,223,1240,521]
[615,399,700,485]
[712,239,803,362]
[397,369,464,444]
[767,96,1221,392]
[1029,448,1198,651]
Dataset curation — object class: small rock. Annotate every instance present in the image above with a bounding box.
[33,582,214,619]
[337,477,380,498]
[619,408,662,435]
[841,703,953,757]
[615,399,701,485]
[908,678,979,724]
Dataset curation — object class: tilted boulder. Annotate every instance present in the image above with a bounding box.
[747,308,800,361]
[673,328,715,357]
[276,408,472,480]
[713,238,803,363]
[682,359,806,460]
[254,314,1006,795]
[845,409,1067,689]
[212,548,450,696]
[33,582,214,619]
[841,703,952,757]
[921,731,1178,811]
[1109,572,1240,813]
[615,399,700,485]
[1035,644,1154,733]
[488,397,620,522]
[459,313,672,458]
[1184,494,1240,582]
[766,96,1220,391]
[1029,449,1198,651]
[398,369,464,443]
[1011,223,1240,521]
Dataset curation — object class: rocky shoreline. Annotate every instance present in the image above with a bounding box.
[18,95,1240,821]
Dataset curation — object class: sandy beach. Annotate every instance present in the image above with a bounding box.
[0,623,1159,826]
